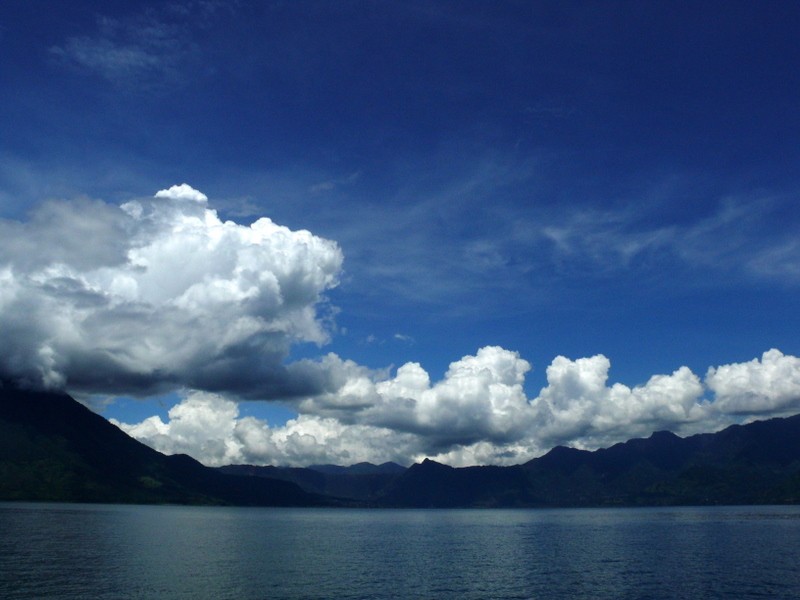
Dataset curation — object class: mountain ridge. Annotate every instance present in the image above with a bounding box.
[3,383,800,507]
[0,384,330,506]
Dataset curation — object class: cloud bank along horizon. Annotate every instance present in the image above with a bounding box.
[1,184,800,467]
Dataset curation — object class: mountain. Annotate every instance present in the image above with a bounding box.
[375,459,536,507]
[219,461,406,502]
[4,382,800,508]
[218,415,800,507]
[375,416,800,508]
[0,384,327,506]
[518,417,800,507]
[308,462,407,475]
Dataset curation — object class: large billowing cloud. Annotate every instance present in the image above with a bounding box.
[4,185,800,467]
[0,184,342,396]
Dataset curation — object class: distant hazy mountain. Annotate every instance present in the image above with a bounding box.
[219,461,406,502]
[4,383,800,507]
[377,417,800,507]
[0,385,327,506]
[308,462,407,475]
[375,459,535,507]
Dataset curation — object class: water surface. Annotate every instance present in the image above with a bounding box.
[2,503,799,599]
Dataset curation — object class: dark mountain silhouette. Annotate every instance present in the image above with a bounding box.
[219,461,406,502]
[375,459,536,507]
[4,382,800,507]
[375,416,800,507]
[308,462,407,475]
[516,416,800,507]
[0,384,328,506]
[218,415,800,507]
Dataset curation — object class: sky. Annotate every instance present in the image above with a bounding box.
[1,0,800,467]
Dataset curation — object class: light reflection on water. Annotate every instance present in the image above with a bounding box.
[2,503,800,599]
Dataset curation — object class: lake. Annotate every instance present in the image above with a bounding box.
[2,503,799,599]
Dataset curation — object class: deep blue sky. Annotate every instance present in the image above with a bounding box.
[2,1,800,465]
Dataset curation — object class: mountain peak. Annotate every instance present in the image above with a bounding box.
[649,430,680,440]
[418,458,450,469]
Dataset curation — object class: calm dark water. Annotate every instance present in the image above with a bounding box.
[2,503,800,599]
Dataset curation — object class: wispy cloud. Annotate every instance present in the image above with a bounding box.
[324,161,800,318]
[48,2,226,90]
[309,171,361,194]
[505,192,800,285]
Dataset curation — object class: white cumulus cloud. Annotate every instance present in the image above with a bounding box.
[0,185,342,397]
[533,354,707,450]
[113,390,419,467]
[298,346,536,451]
[706,349,800,416]
[113,346,800,467]
[154,183,208,203]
